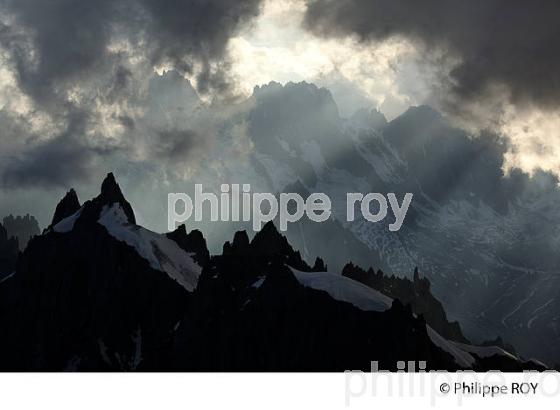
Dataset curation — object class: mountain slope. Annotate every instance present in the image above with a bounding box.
[0,223,18,279]
[0,174,203,370]
[0,174,544,371]
[173,221,542,371]
[197,82,560,365]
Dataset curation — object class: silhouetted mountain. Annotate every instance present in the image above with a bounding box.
[0,223,18,278]
[74,80,560,366]
[342,264,467,343]
[174,222,542,371]
[279,180,386,272]
[0,173,202,370]
[50,189,81,227]
[312,257,327,271]
[215,83,560,365]
[2,214,40,250]
[0,174,544,371]
[480,336,518,357]
[166,225,210,267]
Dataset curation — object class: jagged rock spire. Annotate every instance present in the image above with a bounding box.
[166,224,210,267]
[51,189,81,227]
[250,221,292,255]
[96,173,136,224]
[74,173,137,226]
[99,172,128,205]
[249,221,311,271]
[231,231,250,252]
[312,257,327,272]
[49,173,137,228]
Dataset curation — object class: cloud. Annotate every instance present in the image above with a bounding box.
[304,0,560,110]
[0,0,264,102]
[152,129,199,161]
[0,0,264,188]
[502,108,560,178]
[227,0,423,119]
[1,115,97,189]
[303,0,560,178]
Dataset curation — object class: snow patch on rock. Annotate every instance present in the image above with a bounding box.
[52,208,83,233]
[291,268,393,312]
[426,326,476,368]
[450,341,518,361]
[98,204,201,291]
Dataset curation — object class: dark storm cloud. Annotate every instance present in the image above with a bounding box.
[1,137,95,189]
[304,0,560,110]
[1,112,96,189]
[0,0,263,103]
[0,0,115,107]
[137,0,261,93]
[0,0,263,188]
[153,129,199,161]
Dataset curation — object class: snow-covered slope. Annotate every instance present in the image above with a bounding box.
[98,204,201,291]
[450,341,517,361]
[291,267,524,369]
[52,208,82,233]
[49,200,202,292]
[426,326,475,368]
[292,268,392,312]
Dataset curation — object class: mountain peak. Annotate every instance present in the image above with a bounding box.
[72,173,136,226]
[101,172,120,197]
[251,221,283,248]
[51,189,81,227]
[97,173,136,224]
[166,225,210,267]
[250,222,310,271]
